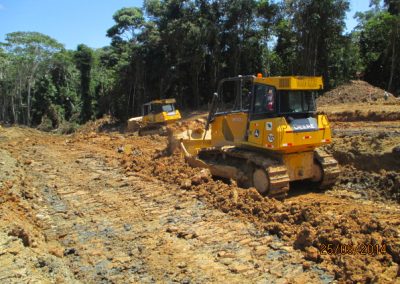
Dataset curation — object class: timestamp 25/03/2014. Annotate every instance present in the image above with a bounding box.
[319,243,387,256]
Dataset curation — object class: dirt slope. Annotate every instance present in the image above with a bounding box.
[317,80,400,122]
[317,80,397,105]
[0,122,399,283]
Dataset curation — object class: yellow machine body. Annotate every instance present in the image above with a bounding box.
[171,75,339,198]
[210,113,332,153]
[142,98,181,125]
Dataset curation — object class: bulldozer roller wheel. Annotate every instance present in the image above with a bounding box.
[253,168,270,196]
[311,160,323,183]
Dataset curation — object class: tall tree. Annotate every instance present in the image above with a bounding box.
[75,44,94,122]
[357,2,400,93]
[1,32,63,124]
[275,0,350,88]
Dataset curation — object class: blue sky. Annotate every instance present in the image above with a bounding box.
[0,0,371,50]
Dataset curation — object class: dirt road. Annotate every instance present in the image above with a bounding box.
[0,125,399,283]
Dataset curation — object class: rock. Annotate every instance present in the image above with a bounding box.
[180,179,192,190]
[64,248,78,256]
[231,188,239,204]
[294,226,316,250]
[117,146,124,153]
[8,227,32,247]
[254,246,268,256]
[302,261,312,270]
[177,262,187,269]
[49,246,64,258]
[238,238,252,245]
[217,251,236,258]
[304,246,319,262]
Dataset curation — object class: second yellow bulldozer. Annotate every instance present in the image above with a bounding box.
[137,98,181,136]
[170,74,340,199]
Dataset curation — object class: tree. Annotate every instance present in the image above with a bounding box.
[358,10,399,93]
[75,44,94,122]
[1,32,63,124]
[274,0,350,88]
[107,7,145,43]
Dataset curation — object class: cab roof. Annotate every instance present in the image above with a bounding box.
[254,76,323,91]
[144,98,176,106]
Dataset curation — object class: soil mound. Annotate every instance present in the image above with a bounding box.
[317,80,397,105]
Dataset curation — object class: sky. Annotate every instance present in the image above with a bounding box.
[0,0,372,50]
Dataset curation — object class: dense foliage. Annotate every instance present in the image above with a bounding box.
[0,0,398,127]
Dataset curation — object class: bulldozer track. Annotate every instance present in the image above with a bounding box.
[200,147,290,199]
[314,149,341,189]
[267,166,290,199]
[138,124,168,136]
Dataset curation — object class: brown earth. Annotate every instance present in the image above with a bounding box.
[317,80,400,122]
[317,80,397,105]
[0,113,399,283]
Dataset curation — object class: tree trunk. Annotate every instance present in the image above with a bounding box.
[387,20,397,92]
[11,94,16,124]
[0,95,4,121]
[27,79,32,126]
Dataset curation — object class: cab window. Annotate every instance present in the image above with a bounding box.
[253,84,276,114]
[162,104,174,113]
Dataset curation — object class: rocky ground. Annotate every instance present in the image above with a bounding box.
[0,81,399,283]
[0,120,399,283]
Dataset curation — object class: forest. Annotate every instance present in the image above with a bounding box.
[0,0,399,130]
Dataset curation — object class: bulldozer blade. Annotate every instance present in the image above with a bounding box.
[180,142,209,168]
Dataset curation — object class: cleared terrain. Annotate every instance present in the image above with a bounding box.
[0,80,399,283]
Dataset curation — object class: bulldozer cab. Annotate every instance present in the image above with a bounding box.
[211,75,320,122]
[142,98,177,116]
[142,98,181,126]
[206,75,327,151]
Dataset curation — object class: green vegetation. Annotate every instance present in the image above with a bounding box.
[0,0,399,128]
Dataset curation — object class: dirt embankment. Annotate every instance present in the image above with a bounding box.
[314,81,400,202]
[317,80,397,105]
[317,80,400,122]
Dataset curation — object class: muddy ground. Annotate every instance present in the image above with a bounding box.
[1,81,400,283]
[0,118,399,283]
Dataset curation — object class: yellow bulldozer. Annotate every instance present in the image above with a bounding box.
[127,98,181,136]
[170,74,340,199]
